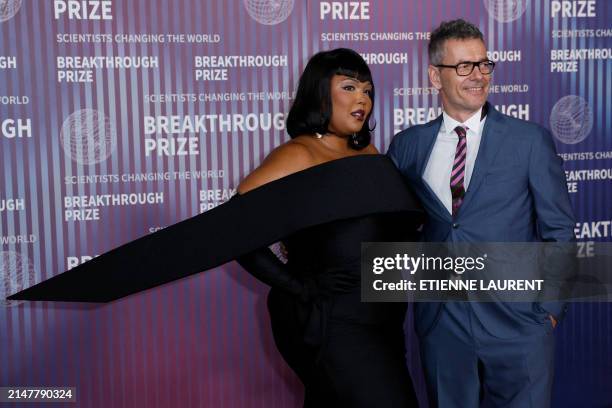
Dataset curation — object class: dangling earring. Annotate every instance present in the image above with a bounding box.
[315,132,323,139]
[368,117,377,132]
[350,133,359,145]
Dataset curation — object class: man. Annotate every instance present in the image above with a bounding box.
[388,19,575,408]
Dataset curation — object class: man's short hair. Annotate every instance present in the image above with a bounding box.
[428,19,484,65]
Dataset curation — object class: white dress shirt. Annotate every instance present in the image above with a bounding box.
[422,108,486,215]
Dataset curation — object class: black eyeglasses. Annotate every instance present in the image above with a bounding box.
[434,60,496,76]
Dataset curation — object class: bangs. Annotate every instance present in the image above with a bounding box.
[334,66,372,84]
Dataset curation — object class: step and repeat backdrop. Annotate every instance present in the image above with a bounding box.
[1,0,610,406]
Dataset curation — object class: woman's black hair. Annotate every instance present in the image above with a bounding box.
[286,48,375,150]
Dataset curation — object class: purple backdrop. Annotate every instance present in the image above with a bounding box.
[1,0,610,406]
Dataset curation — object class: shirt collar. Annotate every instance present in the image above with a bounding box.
[442,107,483,136]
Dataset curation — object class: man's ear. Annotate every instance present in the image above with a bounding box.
[428,65,442,90]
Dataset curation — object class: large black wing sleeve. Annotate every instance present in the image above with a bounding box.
[8,155,423,303]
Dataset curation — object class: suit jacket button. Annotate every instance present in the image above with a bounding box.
[452,223,459,229]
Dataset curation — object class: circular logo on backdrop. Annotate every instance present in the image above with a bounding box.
[243,0,294,25]
[0,251,35,308]
[549,95,594,145]
[60,109,117,165]
[483,0,529,23]
[0,0,22,23]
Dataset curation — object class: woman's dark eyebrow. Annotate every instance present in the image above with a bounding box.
[339,76,372,86]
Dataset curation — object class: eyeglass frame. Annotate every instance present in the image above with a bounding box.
[434,60,496,76]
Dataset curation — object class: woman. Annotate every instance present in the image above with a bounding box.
[9,48,422,408]
[236,48,421,407]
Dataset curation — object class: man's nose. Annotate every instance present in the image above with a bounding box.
[469,64,485,80]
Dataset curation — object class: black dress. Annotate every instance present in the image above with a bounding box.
[8,155,423,407]
[234,156,423,407]
[266,213,420,407]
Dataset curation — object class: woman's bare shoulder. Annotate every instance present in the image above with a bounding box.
[237,138,317,194]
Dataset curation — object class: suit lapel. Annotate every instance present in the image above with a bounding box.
[418,115,442,177]
[418,115,452,221]
[459,104,508,213]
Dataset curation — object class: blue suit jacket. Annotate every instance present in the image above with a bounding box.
[388,103,576,338]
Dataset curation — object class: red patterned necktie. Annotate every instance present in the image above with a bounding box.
[450,126,467,217]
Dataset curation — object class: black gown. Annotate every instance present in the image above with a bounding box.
[233,156,423,407]
[8,155,423,407]
[264,213,420,407]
